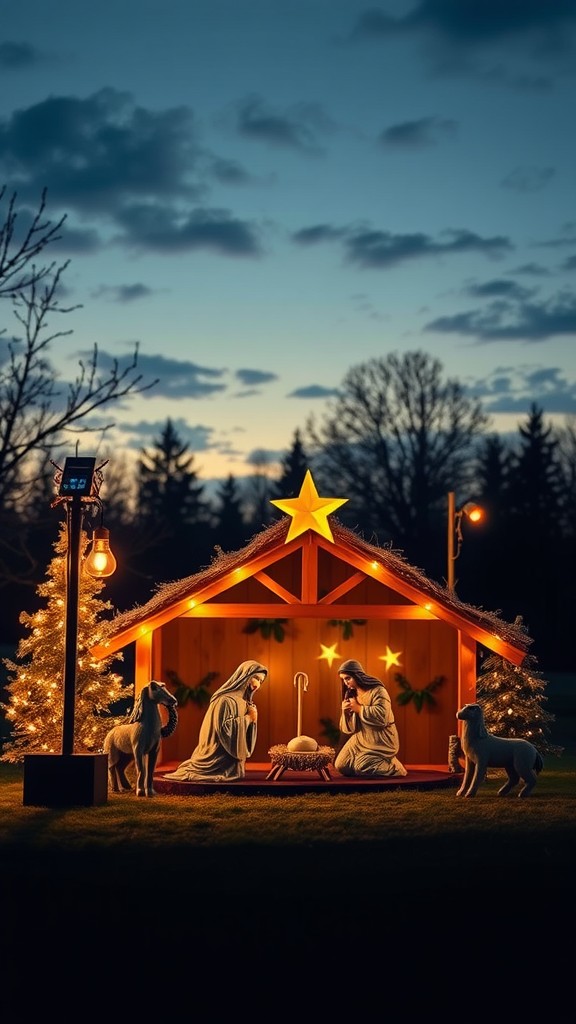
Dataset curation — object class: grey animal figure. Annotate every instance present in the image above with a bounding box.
[103,680,178,797]
[456,703,543,798]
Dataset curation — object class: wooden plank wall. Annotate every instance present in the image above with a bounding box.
[158,616,459,767]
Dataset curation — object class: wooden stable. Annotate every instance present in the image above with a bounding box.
[91,509,530,770]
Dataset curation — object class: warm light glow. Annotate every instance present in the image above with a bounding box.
[378,645,402,670]
[2,501,136,762]
[462,501,484,524]
[270,469,348,543]
[85,526,117,578]
[371,561,379,570]
[317,643,341,667]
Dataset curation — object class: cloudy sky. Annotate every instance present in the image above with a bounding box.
[2,0,575,485]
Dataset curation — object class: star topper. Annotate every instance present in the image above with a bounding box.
[270,469,348,544]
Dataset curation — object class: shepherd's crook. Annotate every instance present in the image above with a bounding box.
[294,671,309,736]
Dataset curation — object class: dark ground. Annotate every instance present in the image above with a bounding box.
[2,828,574,1017]
[1,673,574,1017]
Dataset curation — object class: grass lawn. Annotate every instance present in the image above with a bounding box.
[1,714,574,1016]
[0,553,573,1007]
[1,752,574,855]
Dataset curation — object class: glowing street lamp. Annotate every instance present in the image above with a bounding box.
[447,491,484,592]
[23,456,116,807]
[56,457,118,755]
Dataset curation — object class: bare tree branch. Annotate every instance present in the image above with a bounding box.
[0,187,66,297]
[306,350,488,566]
[0,188,158,588]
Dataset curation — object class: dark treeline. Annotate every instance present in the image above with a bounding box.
[2,388,575,672]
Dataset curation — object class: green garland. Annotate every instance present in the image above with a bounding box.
[394,672,446,713]
[164,669,219,709]
[243,619,288,642]
[328,618,367,639]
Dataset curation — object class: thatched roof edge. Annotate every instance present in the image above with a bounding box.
[105,516,531,655]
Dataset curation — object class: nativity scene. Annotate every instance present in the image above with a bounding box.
[90,471,531,793]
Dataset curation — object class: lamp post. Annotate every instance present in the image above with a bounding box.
[23,456,117,807]
[447,491,484,592]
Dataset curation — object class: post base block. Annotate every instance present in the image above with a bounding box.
[23,753,108,807]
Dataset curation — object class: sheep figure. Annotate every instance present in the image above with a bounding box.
[456,703,543,798]
[103,680,178,797]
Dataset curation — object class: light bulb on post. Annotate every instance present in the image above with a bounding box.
[85,526,117,578]
[447,492,485,592]
[461,501,484,525]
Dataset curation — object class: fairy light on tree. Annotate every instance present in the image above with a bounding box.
[476,618,563,757]
[10,455,124,806]
[0,522,132,762]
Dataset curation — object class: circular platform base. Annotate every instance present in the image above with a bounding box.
[154,763,461,796]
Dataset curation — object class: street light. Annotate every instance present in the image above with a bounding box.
[23,455,117,807]
[447,491,484,592]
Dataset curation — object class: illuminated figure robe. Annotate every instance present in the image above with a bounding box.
[335,677,407,778]
[163,660,268,782]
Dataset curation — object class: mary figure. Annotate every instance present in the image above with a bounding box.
[163,660,268,782]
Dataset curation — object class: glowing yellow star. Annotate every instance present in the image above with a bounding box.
[270,469,348,543]
[317,643,341,667]
[378,646,402,671]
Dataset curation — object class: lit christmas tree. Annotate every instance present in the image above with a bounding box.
[476,618,563,757]
[1,523,133,762]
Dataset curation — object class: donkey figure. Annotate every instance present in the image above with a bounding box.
[103,680,178,797]
[456,703,543,798]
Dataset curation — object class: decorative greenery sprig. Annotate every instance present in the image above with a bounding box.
[243,619,288,642]
[328,618,367,639]
[319,716,341,745]
[164,669,219,709]
[394,672,446,713]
